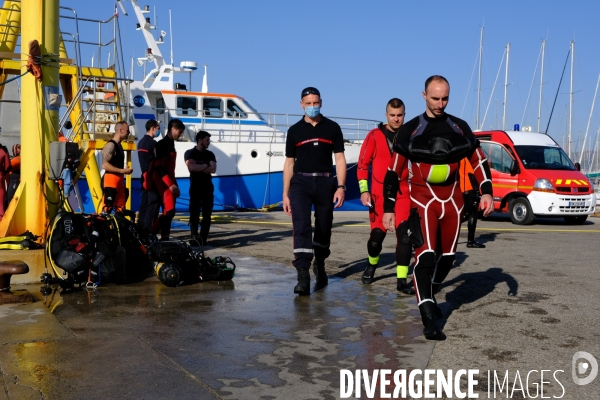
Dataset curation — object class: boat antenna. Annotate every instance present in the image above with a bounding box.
[116,0,128,16]
[544,47,570,135]
[202,65,208,93]
[169,9,174,66]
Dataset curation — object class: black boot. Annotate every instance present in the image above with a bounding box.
[361,263,377,284]
[294,268,310,295]
[467,240,485,248]
[418,302,446,341]
[431,295,444,320]
[313,260,328,288]
[396,278,415,295]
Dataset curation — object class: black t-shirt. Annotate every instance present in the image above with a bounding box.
[285,115,345,173]
[138,135,157,175]
[184,146,216,186]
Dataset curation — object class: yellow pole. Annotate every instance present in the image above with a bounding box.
[16,0,60,239]
[0,1,22,99]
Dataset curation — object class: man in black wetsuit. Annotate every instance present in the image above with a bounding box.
[137,119,160,231]
[382,75,494,340]
[184,130,217,244]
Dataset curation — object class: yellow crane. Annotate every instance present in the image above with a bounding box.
[0,0,133,240]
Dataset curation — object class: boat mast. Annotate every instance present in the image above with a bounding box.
[537,39,545,133]
[503,43,510,130]
[580,72,600,167]
[569,40,574,159]
[477,26,484,130]
[129,0,164,69]
[169,8,174,66]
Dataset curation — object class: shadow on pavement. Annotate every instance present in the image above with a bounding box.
[438,267,519,328]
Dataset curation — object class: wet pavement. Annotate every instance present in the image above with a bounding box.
[1,254,431,400]
[2,211,600,399]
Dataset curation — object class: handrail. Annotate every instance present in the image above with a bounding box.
[58,75,94,133]
[132,105,379,142]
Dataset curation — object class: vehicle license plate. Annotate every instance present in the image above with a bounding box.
[568,201,586,207]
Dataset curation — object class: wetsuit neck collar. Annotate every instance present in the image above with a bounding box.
[422,112,448,123]
[378,122,396,142]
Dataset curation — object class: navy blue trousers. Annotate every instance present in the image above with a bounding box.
[138,188,160,232]
[289,175,337,270]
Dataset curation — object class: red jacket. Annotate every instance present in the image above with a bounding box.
[358,125,409,198]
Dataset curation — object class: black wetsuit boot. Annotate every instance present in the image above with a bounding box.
[397,278,415,295]
[466,211,485,248]
[361,263,377,284]
[419,302,446,341]
[431,283,443,319]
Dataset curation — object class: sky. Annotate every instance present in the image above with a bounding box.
[59,0,600,157]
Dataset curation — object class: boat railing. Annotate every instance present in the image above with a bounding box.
[140,105,379,144]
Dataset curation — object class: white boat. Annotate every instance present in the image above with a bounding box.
[113,0,377,212]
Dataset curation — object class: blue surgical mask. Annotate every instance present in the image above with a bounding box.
[154,128,161,138]
[305,106,320,119]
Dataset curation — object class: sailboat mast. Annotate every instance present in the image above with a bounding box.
[569,40,574,159]
[537,39,545,133]
[579,72,600,166]
[477,26,484,130]
[503,43,510,130]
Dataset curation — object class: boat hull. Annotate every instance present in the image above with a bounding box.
[76,162,364,213]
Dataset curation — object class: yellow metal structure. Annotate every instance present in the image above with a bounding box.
[8,0,60,239]
[0,0,21,99]
[0,0,134,238]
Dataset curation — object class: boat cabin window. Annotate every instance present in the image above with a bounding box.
[176,97,198,116]
[226,99,247,118]
[202,98,223,118]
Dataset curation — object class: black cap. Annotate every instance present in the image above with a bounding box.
[301,87,320,98]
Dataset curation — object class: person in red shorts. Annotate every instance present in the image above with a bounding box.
[357,98,414,294]
[101,121,133,212]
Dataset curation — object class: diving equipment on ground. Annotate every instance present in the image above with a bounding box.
[45,210,235,290]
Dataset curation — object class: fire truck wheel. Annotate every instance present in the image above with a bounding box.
[509,198,534,225]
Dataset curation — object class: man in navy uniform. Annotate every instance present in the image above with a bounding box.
[283,87,347,295]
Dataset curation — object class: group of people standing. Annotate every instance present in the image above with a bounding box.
[284,76,494,341]
[100,118,216,245]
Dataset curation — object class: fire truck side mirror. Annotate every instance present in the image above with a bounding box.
[574,162,581,171]
[509,159,520,176]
